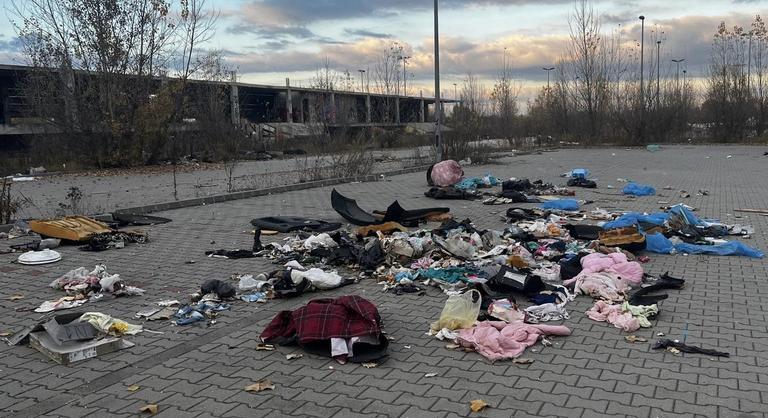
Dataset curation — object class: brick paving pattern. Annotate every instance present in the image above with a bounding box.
[1,145,766,417]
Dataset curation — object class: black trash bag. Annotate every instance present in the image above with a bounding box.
[564,224,603,241]
[425,186,477,200]
[502,179,533,192]
[204,249,255,259]
[499,190,532,202]
[488,266,545,295]
[201,279,236,299]
[250,216,341,233]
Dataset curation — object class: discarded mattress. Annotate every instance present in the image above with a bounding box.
[331,189,449,226]
[30,216,112,242]
[250,216,341,233]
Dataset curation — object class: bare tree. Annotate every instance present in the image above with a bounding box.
[490,51,521,138]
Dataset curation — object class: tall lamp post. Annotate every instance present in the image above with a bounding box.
[358,69,366,92]
[399,55,411,96]
[543,67,555,89]
[672,59,685,92]
[639,15,646,140]
[656,40,661,110]
[434,0,443,161]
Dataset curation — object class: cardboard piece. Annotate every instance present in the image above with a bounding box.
[29,331,134,365]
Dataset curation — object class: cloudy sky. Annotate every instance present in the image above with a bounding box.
[0,0,766,99]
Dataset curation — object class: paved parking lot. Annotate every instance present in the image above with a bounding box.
[1,145,767,417]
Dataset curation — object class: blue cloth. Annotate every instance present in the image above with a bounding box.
[603,212,669,230]
[540,199,579,211]
[454,176,499,190]
[645,233,674,254]
[674,241,764,258]
[394,271,414,282]
[623,182,656,196]
[570,168,589,178]
[417,267,474,284]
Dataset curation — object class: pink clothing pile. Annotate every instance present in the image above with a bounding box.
[457,321,571,361]
[430,160,464,187]
[563,271,630,301]
[577,252,643,284]
[586,300,639,332]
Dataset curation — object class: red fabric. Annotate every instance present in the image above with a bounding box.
[261,295,381,344]
[431,160,464,187]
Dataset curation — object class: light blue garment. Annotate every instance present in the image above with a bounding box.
[623,182,656,196]
[570,168,589,178]
[540,199,579,211]
[674,241,764,258]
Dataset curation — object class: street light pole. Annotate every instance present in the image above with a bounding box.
[543,67,555,89]
[358,69,366,92]
[434,0,443,161]
[399,55,411,96]
[656,40,661,110]
[672,59,685,93]
[639,15,645,140]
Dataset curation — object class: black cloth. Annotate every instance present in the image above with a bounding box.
[425,186,477,200]
[652,339,729,357]
[559,253,587,281]
[250,217,341,233]
[272,271,311,298]
[112,213,172,226]
[200,279,236,299]
[567,177,597,188]
[205,249,255,259]
[628,272,685,306]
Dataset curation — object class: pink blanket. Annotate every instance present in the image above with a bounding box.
[458,321,571,361]
[563,272,629,301]
[578,252,643,284]
[586,300,639,332]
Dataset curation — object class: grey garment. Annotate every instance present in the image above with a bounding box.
[524,303,570,323]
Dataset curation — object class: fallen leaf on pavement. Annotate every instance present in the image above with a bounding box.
[285,353,303,360]
[424,373,437,378]
[512,358,534,365]
[470,399,489,412]
[361,362,378,368]
[255,343,275,351]
[244,380,275,392]
[139,404,158,414]
[127,384,140,392]
[9,295,23,301]
[625,335,647,343]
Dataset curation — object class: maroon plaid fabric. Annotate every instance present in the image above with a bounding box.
[261,295,381,344]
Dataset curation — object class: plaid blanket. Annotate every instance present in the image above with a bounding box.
[261,295,381,344]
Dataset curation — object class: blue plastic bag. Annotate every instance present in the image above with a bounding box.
[603,211,669,230]
[540,199,580,211]
[674,241,764,258]
[623,183,656,196]
[570,168,589,178]
[645,233,674,254]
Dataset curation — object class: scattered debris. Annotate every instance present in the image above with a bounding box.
[244,380,275,392]
[139,404,158,415]
[361,362,378,368]
[470,399,489,413]
[512,358,535,365]
[624,335,648,343]
[285,353,303,360]
[127,384,140,392]
[255,343,275,351]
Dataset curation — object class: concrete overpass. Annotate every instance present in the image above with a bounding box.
[0,64,456,137]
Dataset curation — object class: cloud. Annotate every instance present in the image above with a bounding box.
[344,29,393,39]
[228,0,571,28]
[0,36,23,53]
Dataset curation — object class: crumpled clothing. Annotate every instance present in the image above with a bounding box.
[458,321,571,361]
[530,265,560,282]
[410,257,434,270]
[418,267,475,284]
[175,301,231,325]
[564,272,630,301]
[431,160,464,186]
[488,299,525,323]
[50,265,108,292]
[578,252,643,284]
[79,312,143,336]
[524,303,570,323]
[303,233,338,250]
[428,327,460,341]
[586,300,658,332]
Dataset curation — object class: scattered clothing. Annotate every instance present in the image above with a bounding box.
[623,182,656,196]
[524,303,569,323]
[586,300,657,332]
[457,321,571,361]
[200,279,236,299]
